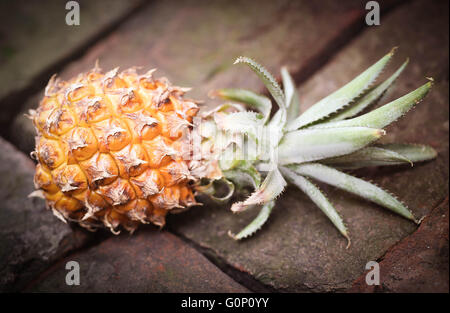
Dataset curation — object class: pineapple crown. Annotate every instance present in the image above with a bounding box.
[200,48,435,247]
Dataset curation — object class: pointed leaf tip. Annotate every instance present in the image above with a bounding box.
[281,167,350,243]
[345,237,351,249]
[290,163,417,221]
[379,143,438,163]
[281,66,301,122]
[233,56,285,109]
[288,49,395,130]
[234,56,244,65]
[230,167,286,212]
[376,129,386,137]
[325,58,409,122]
[321,145,415,169]
[389,46,399,56]
[312,81,432,130]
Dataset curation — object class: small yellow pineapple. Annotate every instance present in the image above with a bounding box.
[31,64,202,233]
[30,50,436,246]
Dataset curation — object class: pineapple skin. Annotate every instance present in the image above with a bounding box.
[31,65,201,234]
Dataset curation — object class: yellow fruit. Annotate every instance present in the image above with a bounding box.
[30,52,436,245]
[31,64,202,233]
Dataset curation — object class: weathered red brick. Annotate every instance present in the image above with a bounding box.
[350,199,448,293]
[29,229,249,292]
[0,137,90,292]
[170,0,449,292]
[12,0,370,152]
[6,0,448,293]
[0,0,144,125]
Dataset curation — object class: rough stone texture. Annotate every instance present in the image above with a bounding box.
[297,0,449,222]
[0,0,143,105]
[11,0,371,153]
[350,198,449,293]
[0,137,90,292]
[168,0,449,292]
[4,0,374,293]
[4,0,448,293]
[29,229,249,293]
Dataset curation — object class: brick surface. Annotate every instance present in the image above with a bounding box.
[29,229,249,292]
[0,137,90,292]
[0,0,144,125]
[350,199,449,293]
[297,0,449,223]
[5,0,448,293]
[5,0,374,293]
[169,0,449,292]
[11,0,370,153]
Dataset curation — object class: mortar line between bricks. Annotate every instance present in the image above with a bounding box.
[259,0,411,96]
[0,0,154,144]
[164,0,414,293]
[166,227,277,293]
[20,229,113,292]
[156,0,414,293]
[4,0,408,150]
[16,0,413,293]
[374,195,449,264]
[346,195,449,292]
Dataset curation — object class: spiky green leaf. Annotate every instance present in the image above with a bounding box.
[377,143,437,163]
[327,59,409,122]
[224,162,262,189]
[231,167,286,212]
[281,66,301,122]
[321,146,413,169]
[281,167,350,247]
[266,109,286,149]
[322,143,437,169]
[289,163,417,222]
[311,81,432,129]
[203,102,245,117]
[228,201,275,240]
[287,49,395,130]
[234,56,285,109]
[277,127,384,165]
[214,88,272,123]
[281,66,295,108]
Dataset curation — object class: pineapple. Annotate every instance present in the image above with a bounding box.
[30,64,201,233]
[30,48,436,247]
